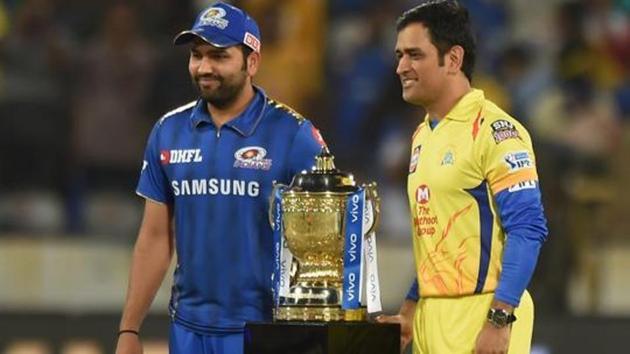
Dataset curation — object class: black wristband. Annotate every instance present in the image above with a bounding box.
[118,329,139,336]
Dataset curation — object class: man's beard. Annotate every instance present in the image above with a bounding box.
[193,71,247,109]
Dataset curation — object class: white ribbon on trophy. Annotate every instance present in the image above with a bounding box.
[278,233,293,298]
[362,194,382,314]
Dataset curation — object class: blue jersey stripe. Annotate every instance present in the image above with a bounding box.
[465,181,493,294]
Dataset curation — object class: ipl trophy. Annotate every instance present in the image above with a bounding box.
[244,148,399,354]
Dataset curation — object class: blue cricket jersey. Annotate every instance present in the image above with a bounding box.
[137,87,324,333]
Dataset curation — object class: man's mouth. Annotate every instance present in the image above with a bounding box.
[401,77,416,88]
[198,76,221,87]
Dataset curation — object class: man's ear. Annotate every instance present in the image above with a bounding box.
[447,45,464,75]
[247,51,261,77]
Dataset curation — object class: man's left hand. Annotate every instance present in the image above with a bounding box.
[474,322,511,354]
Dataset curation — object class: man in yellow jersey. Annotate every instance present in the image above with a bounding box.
[377,1,548,354]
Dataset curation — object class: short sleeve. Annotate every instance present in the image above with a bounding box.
[287,120,327,177]
[477,119,539,195]
[136,122,172,204]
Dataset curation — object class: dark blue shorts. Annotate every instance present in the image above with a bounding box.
[169,322,243,354]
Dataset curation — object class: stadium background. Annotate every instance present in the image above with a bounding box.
[0,0,629,353]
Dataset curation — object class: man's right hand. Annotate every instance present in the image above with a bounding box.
[115,333,143,354]
[375,299,417,353]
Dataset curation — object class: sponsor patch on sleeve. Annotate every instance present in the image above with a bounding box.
[491,119,520,144]
[508,180,537,192]
[504,151,532,172]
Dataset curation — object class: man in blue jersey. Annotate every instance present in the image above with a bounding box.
[115,3,325,354]
[377,1,548,354]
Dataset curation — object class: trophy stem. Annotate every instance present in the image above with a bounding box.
[295,256,342,282]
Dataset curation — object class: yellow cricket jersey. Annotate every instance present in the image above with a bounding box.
[407,89,539,298]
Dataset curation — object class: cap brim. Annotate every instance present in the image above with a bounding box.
[173,29,240,47]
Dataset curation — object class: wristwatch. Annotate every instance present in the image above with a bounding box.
[487,308,517,328]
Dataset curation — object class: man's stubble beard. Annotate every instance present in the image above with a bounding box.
[194,70,248,109]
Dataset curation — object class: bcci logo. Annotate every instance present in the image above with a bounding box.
[199,7,229,29]
[234,146,272,170]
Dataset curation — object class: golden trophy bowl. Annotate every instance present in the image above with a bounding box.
[270,148,379,322]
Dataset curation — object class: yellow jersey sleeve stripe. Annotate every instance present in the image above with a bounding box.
[490,169,538,195]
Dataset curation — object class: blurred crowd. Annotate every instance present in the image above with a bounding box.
[0,0,629,314]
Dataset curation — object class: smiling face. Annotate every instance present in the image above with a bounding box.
[395,22,449,108]
[188,40,258,108]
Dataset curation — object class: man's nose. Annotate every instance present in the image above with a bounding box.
[197,57,215,74]
[396,56,409,76]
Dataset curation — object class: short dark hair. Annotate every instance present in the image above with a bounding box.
[396,0,476,82]
[239,44,253,60]
[238,44,253,70]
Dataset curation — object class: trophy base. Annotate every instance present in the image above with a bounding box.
[244,321,400,354]
[275,306,366,322]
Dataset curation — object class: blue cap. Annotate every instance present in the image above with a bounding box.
[173,2,261,52]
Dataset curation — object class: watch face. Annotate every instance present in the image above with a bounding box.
[488,309,513,328]
[494,311,508,322]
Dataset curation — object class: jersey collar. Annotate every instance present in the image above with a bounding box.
[444,88,484,122]
[190,86,268,136]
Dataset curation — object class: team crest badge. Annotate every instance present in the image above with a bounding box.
[199,7,229,29]
[441,150,454,166]
[234,146,272,170]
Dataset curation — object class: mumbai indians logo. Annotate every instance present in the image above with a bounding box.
[199,7,229,29]
[234,146,272,170]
